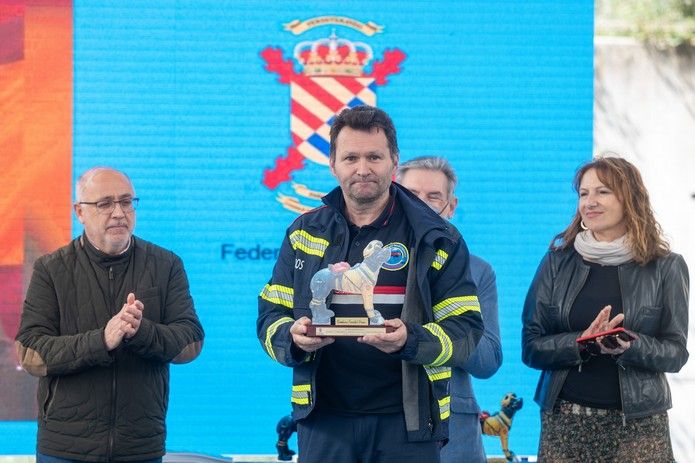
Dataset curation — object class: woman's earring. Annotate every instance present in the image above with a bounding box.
[580,220,588,230]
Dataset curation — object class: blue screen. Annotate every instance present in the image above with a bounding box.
[0,0,592,457]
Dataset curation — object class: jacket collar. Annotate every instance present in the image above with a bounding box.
[321,182,455,245]
[80,233,134,269]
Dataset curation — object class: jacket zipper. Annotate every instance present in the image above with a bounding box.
[617,266,627,426]
[109,266,114,298]
[619,366,627,426]
[568,263,590,373]
[107,265,116,462]
[547,260,590,407]
[107,363,117,462]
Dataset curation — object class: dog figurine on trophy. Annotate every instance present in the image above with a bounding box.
[306,240,394,336]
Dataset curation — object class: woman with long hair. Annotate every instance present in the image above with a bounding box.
[522,156,689,461]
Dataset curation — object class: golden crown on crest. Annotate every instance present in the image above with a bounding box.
[293,30,373,76]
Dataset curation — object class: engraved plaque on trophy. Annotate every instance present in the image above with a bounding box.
[306,240,396,337]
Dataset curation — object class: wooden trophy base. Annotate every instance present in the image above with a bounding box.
[306,317,396,337]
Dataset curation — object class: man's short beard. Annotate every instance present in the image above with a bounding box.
[350,192,380,205]
[345,183,389,207]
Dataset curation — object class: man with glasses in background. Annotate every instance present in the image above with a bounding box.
[397,156,502,463]
[15,167,204,463]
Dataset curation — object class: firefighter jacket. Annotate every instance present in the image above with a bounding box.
[257,183,484,442]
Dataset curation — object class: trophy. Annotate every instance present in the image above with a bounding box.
[306,240,396,337]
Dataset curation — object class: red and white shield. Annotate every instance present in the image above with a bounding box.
[290,76,376,166]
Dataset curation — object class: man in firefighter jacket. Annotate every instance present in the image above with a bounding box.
[257,105,483,463]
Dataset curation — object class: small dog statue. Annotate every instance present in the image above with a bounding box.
[275,414,297,461]
[479,392,524,462]
[309,240,391,325]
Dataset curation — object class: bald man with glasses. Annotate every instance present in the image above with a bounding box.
[15,167,204,463]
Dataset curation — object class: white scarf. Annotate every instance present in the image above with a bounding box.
[573,231,633,265]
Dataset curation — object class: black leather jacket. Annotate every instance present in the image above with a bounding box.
[522,247,689,420]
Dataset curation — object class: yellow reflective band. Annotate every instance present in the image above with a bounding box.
[439,395,451,420]
[431,249,448,271]
[291,384,312,405]
[260,284,294,309]
[264,317,293,361]
[424,365,452,382]
[423,323,453,366]
[432,296,481,322]
[290,229,329,257]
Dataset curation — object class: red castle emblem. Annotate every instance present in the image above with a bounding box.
[260,17,405,213]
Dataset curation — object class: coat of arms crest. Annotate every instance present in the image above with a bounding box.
[260,16,406,213]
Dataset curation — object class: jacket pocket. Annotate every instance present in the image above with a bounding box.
[450,396,480,414]
[633,306,661,335]
[42,377,59,421]
[137,286,161,322]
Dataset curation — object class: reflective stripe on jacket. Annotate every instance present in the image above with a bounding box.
[257,183,484,442]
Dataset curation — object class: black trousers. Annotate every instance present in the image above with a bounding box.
[297,409,440,463]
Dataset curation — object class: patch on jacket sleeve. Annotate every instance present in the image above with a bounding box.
[172,340,203,364]
[15,341,47,377]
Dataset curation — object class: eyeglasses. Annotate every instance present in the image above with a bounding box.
[78,197,139,214]
[423,198,449,216]
[431,200,450,216]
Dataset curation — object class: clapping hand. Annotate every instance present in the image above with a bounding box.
[581,305,631,355]
[104,293,144,350]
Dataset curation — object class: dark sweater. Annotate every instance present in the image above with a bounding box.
[559,261,622,409]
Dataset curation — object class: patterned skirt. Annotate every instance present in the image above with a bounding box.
[538,399,674,462]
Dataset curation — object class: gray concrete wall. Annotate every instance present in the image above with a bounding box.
[594,36,695,461]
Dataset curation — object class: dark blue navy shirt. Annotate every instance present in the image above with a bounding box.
[316,190,413,414]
